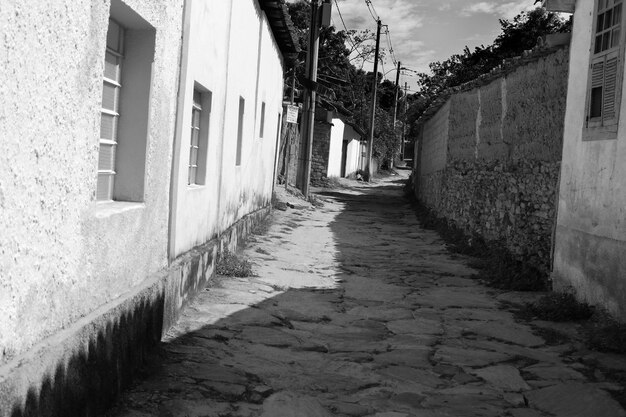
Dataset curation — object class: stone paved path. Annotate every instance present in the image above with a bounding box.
[106,172,626,417]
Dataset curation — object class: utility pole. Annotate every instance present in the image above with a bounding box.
[284,71,296,190]
[366,19,382,181]
[296,0,331,198]
[401,81,408,160]
[391,60,401,168]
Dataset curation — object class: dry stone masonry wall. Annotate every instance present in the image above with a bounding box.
[416,47,569,273]
[310,120,332,186]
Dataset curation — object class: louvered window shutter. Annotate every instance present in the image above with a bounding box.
[589,59,605,122]
[587,0,623,131]
[603,53,619,124]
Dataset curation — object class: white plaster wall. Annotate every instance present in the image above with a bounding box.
[343,124,362,177]
[0,0,183,363]
[328,118,345,177]
[170,0,232,258]
[345,139,362,177]
[171,0,284,258]
[553,0,626,315]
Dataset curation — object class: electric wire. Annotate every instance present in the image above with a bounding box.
[364,0,379,22]
[333,0,358,51]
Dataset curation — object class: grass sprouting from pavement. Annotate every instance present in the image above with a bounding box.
[216,250,255,277]
[525,292,594,322]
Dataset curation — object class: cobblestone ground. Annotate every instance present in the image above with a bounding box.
[107,172,626,417]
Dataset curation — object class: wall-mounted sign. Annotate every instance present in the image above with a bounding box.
[286,105,299,124]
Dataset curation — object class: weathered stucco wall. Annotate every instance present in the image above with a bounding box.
[0,0,182,366]
[416,47,568,273]
[216,0,284,237]
[420,101,450,177]
[0,0,289,414]
[0,0,184,414]
[171,0,284,258]
[553,0,626,319]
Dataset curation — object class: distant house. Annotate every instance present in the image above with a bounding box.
[548,0,626,319]
[331,115,366,178]
[0,0,297,415]
[310,105,365,185]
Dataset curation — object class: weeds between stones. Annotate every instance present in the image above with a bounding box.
[525,292,594,322]
[520,292,626,354]
[251,217,271,236]
[216,250,255,277]
[585,311,626,354]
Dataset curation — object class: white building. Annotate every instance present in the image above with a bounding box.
[549,0,626,318]
[0,0,297,415]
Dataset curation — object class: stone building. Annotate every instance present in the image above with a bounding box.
[412,43,569,274]
[0,0,297,415]
[549,0,626,319]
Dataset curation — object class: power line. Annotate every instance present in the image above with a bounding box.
[384,27,398,66]
[364,0,379,22]
[333,0,357,50]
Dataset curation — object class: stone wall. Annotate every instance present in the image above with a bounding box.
[415,47,569,273]
[310,120,332,186]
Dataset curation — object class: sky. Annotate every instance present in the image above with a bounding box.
[324,0,539,92]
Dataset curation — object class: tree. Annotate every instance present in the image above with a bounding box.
[286,0,401,166]
[407,7,571,142]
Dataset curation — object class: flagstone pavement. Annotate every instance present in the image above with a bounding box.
[106,171,626,417]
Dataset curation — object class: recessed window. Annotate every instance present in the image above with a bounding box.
[188,87,211,185]
[236,97,245,166]
[97,19,124,201]
[189,91,201,184]
[96,1,155,201]
[260,102,266,138]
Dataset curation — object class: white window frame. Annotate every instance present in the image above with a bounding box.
[97,19,125,201]
[188,91,202,185]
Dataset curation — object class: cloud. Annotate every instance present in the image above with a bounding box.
[461,0,536,19]
[331,0,426,74]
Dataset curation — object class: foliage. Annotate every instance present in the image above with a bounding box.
[286,0,402,165]
[527,293,594,322]
[407,7,572,139]
[216,251,255,277]
[586,312,626,354]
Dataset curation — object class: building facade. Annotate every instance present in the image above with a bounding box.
[551,0,626,318]
[0,0,296,415]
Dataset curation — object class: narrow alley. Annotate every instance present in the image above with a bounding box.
[106,172,626,417]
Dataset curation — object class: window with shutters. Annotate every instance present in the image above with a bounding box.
[585,0,624,140]
[98,19,124,201]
